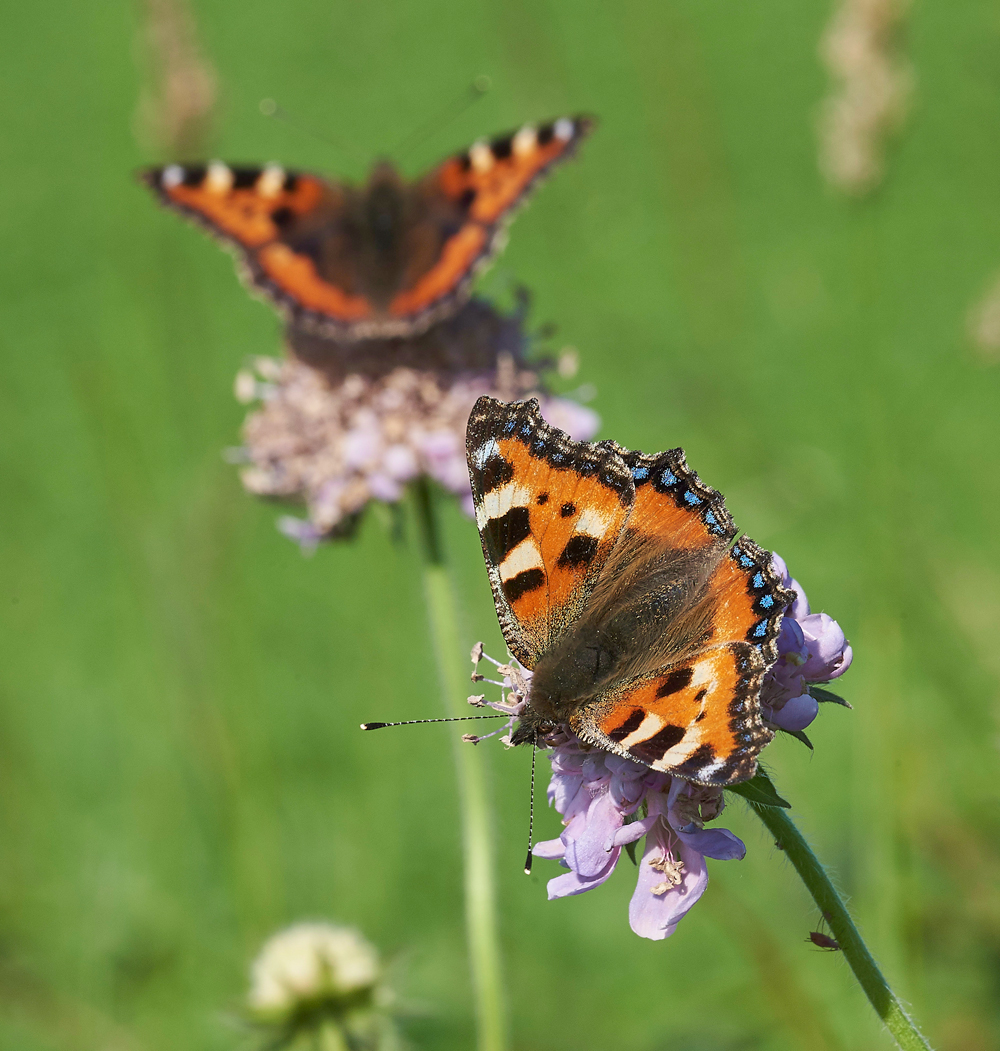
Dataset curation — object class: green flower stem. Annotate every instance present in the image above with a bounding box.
[314,1018,349,1051]
[750,802,932,1051]
[414,480,507,1051]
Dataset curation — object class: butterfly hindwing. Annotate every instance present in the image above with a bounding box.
[467,396,633,667]
[572,642,771,785]
[707,535,792,664]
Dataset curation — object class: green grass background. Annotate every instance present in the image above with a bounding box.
[2,0,1000,1048]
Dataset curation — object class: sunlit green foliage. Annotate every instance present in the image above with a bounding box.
[2,1,999,1048]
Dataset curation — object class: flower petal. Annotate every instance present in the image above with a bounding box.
[770,692,819,731]
[628,822,709,941]
[674,825,746,861]
[546,860,615,899]
[609,815,658,850]
[532,837,566,861]
[565,794,623,878]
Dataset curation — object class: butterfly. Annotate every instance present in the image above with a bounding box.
[466,397,795,786]
[141,116,592,341]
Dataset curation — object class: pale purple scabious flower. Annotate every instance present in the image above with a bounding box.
[533,731,745,941]
[470,649,746,942]
[233,298,599,546]
[761,553,853,732]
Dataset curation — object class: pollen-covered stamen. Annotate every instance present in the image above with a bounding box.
[467,642,532,739]
[463,722,513,745]
[649,853,685,895]
[473,675,510,688]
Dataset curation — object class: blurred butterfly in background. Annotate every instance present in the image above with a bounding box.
[140,116,593,342]
[466,397,794,786]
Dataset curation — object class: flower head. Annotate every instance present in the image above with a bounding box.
[533,727,746,941]
[235,298,598,547]
[247,922,397,1049]
[761,553,853,732]
[468,649,746,942]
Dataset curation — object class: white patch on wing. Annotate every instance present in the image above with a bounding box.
[554,118,574,142]
[162,165,183,188]
[620,712,665,750]
[652,733,705,771]
[689,658,717,689]
[206,161,233,193]
[574,506,613,538]
[513,125,537,156]
[471,438,500,470]
[476,482,532,528]
[469,140,494,173]
[687,756,725,779]
[499,539,544,581]
[257,164,285,197]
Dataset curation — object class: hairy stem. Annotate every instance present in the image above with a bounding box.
[751,803,932,1051]
[414,479,507,1051]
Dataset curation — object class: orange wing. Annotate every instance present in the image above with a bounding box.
[142,163,332,249]
[620,448,736,551]
[141,162,378,331]
[466,397,633,667]
[435,116,594,226]
[568,453,793,784]
[384,116,595,326]
[573,643,771,785]
[705,536,792,664]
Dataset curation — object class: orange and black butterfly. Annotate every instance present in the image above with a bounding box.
[140,116,592,341]
[466,397,794,786]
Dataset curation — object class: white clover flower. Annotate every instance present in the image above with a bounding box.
[248,922,380,1017]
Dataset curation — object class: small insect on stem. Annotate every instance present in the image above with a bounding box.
[807,931,841,951]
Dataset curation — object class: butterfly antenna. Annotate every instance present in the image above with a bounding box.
[259,98,365,165]
[360,714,507,730]
[392,75,492,163]
[524,740,538,875]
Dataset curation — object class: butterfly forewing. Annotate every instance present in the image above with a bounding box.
[620,448,736,550]
[466,397,633,667]
[143,165,331,250]
[434,116,593,227]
